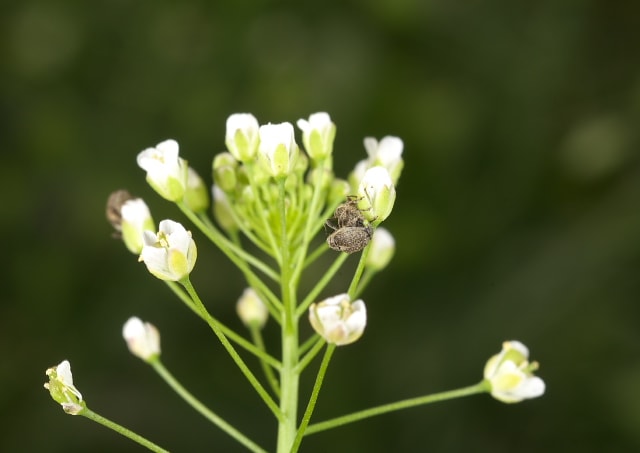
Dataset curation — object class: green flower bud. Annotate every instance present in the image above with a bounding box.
[184,167,210,213]
[357,166,396,225]
[225,113,260,162]
[297,112,336,160]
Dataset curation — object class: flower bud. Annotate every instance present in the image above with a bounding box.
[120,198,156,254]
[212,152,239,193]
[123,317,161,361]
[309,294,367,346]
[212,185,238,232]
[366,227,395,271]
[483,340,545,403]
[297,112,336,160]
[236,288,268,329]
[184,167,210,213]
[357,166,396,224]
[226,113,260,162]
[44,360,85,415]
[139,219,197,281]
[327,179,351,207]
[363,136,404,184]
[258,122,298,178]
[136,139,188,202]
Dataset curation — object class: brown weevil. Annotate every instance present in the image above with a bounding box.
[325,196,374,254]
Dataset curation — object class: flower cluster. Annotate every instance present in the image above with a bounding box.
[44,111,545,452]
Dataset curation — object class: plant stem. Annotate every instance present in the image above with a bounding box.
[181,278,282,420]
[80,408,169,453]
[151,360,268,453]
[290,344,335,453]
[305,381,489,436]
[276,178,300,453]
[164,281,280,368]
[249,326,281,397]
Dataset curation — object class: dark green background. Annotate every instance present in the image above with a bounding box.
[3,0,640,451]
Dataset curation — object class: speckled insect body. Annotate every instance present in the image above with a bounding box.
[325,196,374,254]
[326,224,373,254]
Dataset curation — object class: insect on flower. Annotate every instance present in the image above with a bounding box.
[326,196,374,254]
[106,189,134,237]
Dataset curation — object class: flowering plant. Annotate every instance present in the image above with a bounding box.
[45,112,544,452]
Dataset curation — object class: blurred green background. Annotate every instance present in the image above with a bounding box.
[2,0,640,451]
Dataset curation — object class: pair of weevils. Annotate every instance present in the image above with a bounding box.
[325,196,374,254]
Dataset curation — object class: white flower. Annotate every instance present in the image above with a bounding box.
[357,166,396,224]
[120,198,155,254]
[123,317,161,361]
[297,112,336,160]
[44,360,84,415]
[257,122,298,178]
[236,288,269,329]
[139,219,197,281]
[136,139,188,201]
[309,294,367,346]
[483,340,546,403]
[366,227,395,271]
[363,136,404,184]
[226,113,260,162]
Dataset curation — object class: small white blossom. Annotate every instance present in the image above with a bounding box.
[309,294,367,346]
[139,219,197,281]
[120,198,155,254]
[366,227,395,271]
[363,136,404,184]
[258,122,299,178]
[226,113,260,162]
[297,112,336,160]
[484,340,545,403]
[44,360,84,415]
[236,288,269,329]
[357,166,396,224]
[123,317,161,361]
[136,139,188,201]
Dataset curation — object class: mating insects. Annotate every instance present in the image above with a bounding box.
[325,196,374,254]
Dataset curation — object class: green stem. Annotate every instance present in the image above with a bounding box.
[290,344,335,453]
[347,244,370,299]
[305,381,489,436]
[179,203,279,282]
[302,242,329,269]
[276,178,300,453]
[80,408,169,453]
[181,278,283,421]
[198,210,284,318]
[245,161,282,265]
[296,335,326,374]
[296,252,349,317]
[297,333,320,357]
[352,268,375,299]
[165,281,281,369]
[150,359,268,453]
[249,326,281,398]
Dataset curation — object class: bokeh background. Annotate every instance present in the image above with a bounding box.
[2,0,640,452]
